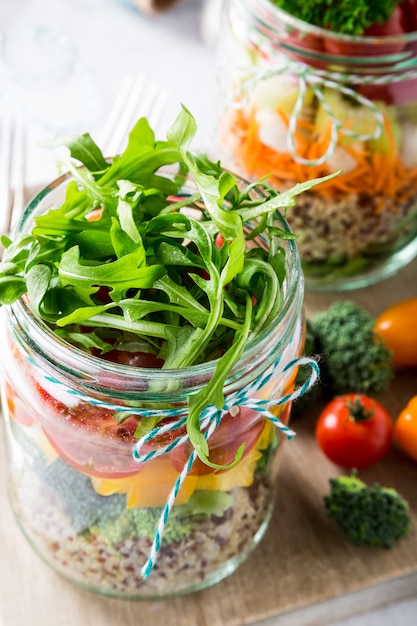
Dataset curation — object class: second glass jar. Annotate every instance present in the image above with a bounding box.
[215,0,417,290]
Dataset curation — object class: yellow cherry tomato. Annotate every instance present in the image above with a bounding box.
[394,395,417,463]
[374,298,417,367]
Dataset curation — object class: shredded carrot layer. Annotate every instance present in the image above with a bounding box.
[226,107,417,209]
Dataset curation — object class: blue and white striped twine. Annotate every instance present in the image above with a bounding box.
[133,353,319,578]
[39,352,319,578]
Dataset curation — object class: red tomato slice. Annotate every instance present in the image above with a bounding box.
[31,348,168,477]
[280,31,327,69]
[35,382,177,478]
[39,394,142,478]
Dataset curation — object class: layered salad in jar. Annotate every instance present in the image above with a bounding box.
[0,108,317,597]
[217,0,417,286]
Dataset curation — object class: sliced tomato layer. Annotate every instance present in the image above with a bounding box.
[91,420,275,508]
[9,365,284,483]
[33,383,146,477]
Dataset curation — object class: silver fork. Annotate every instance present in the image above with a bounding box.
[99,75,170,157]
[0,117,26,241]
[0,78,168,247]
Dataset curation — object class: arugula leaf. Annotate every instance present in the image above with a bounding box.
[116,180,145,244]
[166,104,197,150]
[237,173,341,222]
[153,274,208,313]
[58,246,164,300]
[26,264,52,316]
[45,132,109,172]
[0,106,330,470]
[187,294,253,466]
[99,118,181,188]
[163,326,205,369]
[0,275,27,305]
[56,302,116,326]
[120,298,207,328]
[55,329,114,354]
[236,258,280,334]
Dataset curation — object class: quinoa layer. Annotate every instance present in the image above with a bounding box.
[11,469,273,598]
[286,189,417,263]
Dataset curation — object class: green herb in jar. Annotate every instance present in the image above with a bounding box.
[271,0,401,35]
[0,106,332,466]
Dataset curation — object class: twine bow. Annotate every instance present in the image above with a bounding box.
[132,354,320,578]
[238,50,417,166]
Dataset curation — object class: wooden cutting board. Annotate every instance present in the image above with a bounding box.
[1,258,417,626]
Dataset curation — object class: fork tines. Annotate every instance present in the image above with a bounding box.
[99,75,170,157]
[0,117,26,238]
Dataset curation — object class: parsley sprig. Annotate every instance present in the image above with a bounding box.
[271,0,399,35]
[0,106,333,466]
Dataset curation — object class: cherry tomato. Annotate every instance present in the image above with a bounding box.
[215,233,225,248]
[86,207,103,221]
[103,349,164,369]
[315,394,393,469]
[170,407,266,475]
[394,395,417,462]
[374,298,417,368]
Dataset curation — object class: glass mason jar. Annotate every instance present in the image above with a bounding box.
[215,0,417,290]
[0,169,309,599]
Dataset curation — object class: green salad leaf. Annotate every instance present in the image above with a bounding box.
[0,105,332,467]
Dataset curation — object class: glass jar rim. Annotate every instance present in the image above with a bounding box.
[9,168,303,397]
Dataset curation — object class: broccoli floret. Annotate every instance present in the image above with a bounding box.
[33,454,126,533]
[92,505,194,548]
[130,490,234,544]
[311,300,394,396]
[92,508,136,545]
[33,447,235,547]
[34,456,105,532]
[325,474,410,548]
[92,489,235,548]
[180,489,233,517]
[132,507,193,544]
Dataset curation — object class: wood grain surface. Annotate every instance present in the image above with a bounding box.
[1,258,416,626]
